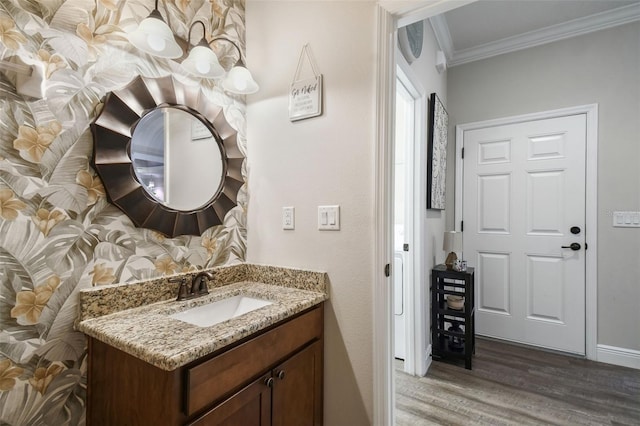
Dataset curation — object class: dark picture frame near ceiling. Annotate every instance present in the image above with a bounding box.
[427,92,448,210]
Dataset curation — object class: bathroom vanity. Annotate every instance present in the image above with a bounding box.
[84,75,327,424]
[77,264,327,425]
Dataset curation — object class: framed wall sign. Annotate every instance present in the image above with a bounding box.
[427,92,448,210]
[289,44,323,121]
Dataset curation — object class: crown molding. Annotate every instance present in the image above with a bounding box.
[431,3,640,67]
[396,0,476,28]
[428,14,454,61]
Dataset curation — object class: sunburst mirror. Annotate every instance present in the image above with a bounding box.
[91,75,244,237]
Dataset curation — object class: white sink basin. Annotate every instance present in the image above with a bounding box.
[169,295,273,328]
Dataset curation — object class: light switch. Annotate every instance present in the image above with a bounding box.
[613,211,640,228]
[282,206,295,230]
[318,205,340,231]
[321,211,328,225]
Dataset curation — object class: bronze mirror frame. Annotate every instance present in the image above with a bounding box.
[91,75,245,237]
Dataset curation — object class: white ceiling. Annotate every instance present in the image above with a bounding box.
[428,0,640,67]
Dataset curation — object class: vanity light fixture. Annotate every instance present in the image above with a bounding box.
[181,21,225,79]
[181,23,259,94]
[211,36,260,95]
[129,1,259,95]
[128,0,182,59]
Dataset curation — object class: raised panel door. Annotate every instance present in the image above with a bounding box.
[463,114,586,354]
[272,342,323,426]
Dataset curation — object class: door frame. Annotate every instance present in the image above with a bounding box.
[395,59,430,376]
[453,104,599,360]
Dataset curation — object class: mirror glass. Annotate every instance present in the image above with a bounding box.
[130,107,224,211]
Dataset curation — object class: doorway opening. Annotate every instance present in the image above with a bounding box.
[393,63,431,379]
[374,3,476,425]
[393,73,416,370]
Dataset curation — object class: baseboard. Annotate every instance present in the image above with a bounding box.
[596,344,640,370]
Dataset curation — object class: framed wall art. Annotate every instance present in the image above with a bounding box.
[427,92,448,210]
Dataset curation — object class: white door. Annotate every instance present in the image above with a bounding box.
[393,76,415,361]
[463,114,586,355]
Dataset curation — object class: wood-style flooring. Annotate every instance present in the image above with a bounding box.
[395,338,640,425]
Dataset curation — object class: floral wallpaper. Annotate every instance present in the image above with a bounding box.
[0,0,247,424]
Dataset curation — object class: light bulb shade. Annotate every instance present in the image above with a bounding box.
[443,231,463,253]
[129,14,182,59]
[222,65,259,94]
[181,45,225,78]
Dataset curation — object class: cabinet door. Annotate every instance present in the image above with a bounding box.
[189,373,272,426]
[272,342,323,426]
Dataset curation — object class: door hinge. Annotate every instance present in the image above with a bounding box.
[461,221,464,232]
[403,243,409,252]
[585,243,588,250]
[384,263,390,277]
[461,147,464,159]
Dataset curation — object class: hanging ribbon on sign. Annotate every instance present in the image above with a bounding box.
[289,44,323,122]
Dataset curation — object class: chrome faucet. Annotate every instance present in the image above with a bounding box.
[170,271,213,301]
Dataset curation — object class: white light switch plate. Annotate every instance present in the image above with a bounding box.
[282,206,295,230]
[318,205,340,231]
[613,211,640,228]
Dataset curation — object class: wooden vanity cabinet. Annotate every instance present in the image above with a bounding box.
[192,341,322,426]
[87,304,323,426]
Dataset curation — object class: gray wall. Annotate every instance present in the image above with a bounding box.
[447,22,640,351]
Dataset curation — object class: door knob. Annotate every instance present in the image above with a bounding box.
[561,243,581,251]
[264,377,274,388]
[277,370,285,380]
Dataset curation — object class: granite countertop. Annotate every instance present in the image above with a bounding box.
[77,265,328,371]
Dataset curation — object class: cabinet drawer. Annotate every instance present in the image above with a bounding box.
[185,305,322,416]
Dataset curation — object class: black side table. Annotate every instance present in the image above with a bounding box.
[431,264,475,369]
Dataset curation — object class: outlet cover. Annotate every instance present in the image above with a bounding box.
[282,206,295,230]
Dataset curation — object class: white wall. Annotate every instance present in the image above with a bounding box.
[396,21,449,372]
[447,22,640,351]
[246,1,376,423]
[404,21,449,268]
